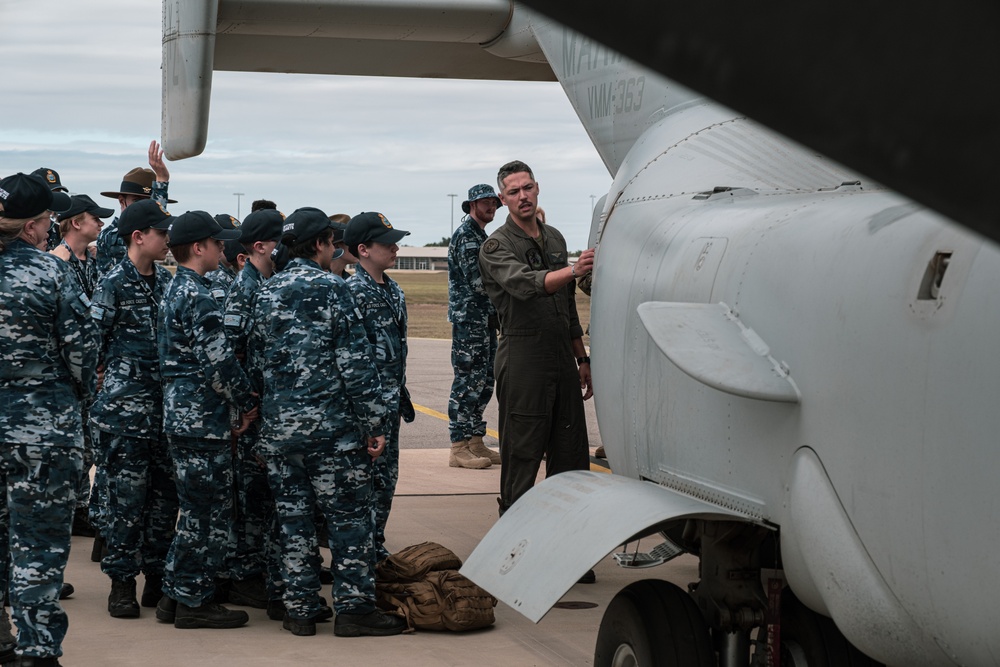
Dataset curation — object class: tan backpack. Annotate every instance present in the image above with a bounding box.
[375,542,497,632]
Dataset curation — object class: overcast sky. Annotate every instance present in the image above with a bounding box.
[0,1,611,250]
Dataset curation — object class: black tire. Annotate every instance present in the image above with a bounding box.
[780,592,884,667]
[594,580,714,667]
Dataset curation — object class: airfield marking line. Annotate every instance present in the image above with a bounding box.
[412,402,610,474]
[412,402,499,439]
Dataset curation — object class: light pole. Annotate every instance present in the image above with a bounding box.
[448,193,458,235]
[590,194,597,213]
[233,192,245,219]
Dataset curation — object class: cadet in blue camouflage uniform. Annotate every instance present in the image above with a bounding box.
[50,194,115,540]
[96,141,174,276]
[344,212,414,562]
[447,184,504,469]
[248,207,405,638]
[206,214,242,303]
[51,195,112,298]
[156,211,258,630]
[220,207,284,609]
[90,199,180,618]
[0,172,94,667]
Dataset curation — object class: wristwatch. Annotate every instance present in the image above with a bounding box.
[576,356,591,366]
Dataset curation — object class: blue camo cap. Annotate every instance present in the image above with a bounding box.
[462,183,502,214]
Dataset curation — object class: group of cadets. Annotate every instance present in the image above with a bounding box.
[0,145,412,666]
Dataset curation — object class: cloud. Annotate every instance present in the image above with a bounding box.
[0,1,611,249]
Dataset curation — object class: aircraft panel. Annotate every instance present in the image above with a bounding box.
[460,470,742,623]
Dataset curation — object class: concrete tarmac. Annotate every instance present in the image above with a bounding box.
[52,338,697,666]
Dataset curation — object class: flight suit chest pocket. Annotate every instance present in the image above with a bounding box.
[547,250,566,267]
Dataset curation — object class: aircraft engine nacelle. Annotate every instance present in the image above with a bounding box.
[588,107,1000,666]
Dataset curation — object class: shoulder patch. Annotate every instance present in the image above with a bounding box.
[483,239,500,254]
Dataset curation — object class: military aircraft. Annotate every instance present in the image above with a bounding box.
[162,2,1000,665]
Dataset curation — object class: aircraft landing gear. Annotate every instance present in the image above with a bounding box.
[593,580,714,667]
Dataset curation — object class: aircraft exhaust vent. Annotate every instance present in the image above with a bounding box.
[917,251,952,301]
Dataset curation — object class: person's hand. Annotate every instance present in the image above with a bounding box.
[574,248,596,276]
[367,435,386,460]
[148,140,170,182]
[579,362,593,400]
[233,411,254,436]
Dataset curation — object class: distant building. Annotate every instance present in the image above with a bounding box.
[396,246,448,271]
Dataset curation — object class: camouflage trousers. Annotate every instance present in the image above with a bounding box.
[0,444,82,659]
[448,321,497,443]
[74,410,95,511]
[100,432,178,581]
[373,415,400,563]
[88,431,111,537]
[264,442,376,617]
[163,438,234,607]
[223,425,279,594]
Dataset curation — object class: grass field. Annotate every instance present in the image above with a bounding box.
[392,270,591,344]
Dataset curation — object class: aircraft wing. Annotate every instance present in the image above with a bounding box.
[162,0,554,159]
[460,470,745,623]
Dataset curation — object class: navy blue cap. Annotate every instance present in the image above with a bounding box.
[0,173,72,219]
[344,211,409,247]
[58,194,115,222]
[242,208,285,244]
[169,210,242,246]
[281,207,333,245]
[118,199,172,238]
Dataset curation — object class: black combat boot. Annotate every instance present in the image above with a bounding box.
[71,506,96,537]
[333,609,406,637]
[282,605,333,636]
[108,578,140,618]
[227,574,267,608]
[173,602,249,629]
[58,583,74,600]
[155,595,177,623]
[14,656,63,666]
[90,535,107,563]
[140,573,163,608]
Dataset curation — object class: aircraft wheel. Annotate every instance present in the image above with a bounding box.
[594,580,714,667]
[780,592,883,667]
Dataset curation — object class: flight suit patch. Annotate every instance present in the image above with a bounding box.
[483,239,500,254]
[526,248,544,270]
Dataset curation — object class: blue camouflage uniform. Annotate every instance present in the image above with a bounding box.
[222,260,277,593]
[207,263,238,304]
[54,239,101,525]
[158,265,257,608]
[0,238,98,660]
[248,257,387,619]
[96,180,169,276]
[447,215,498,443]
[90,257,179,585]
[57,239,99,298]
[346,263,409,561]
